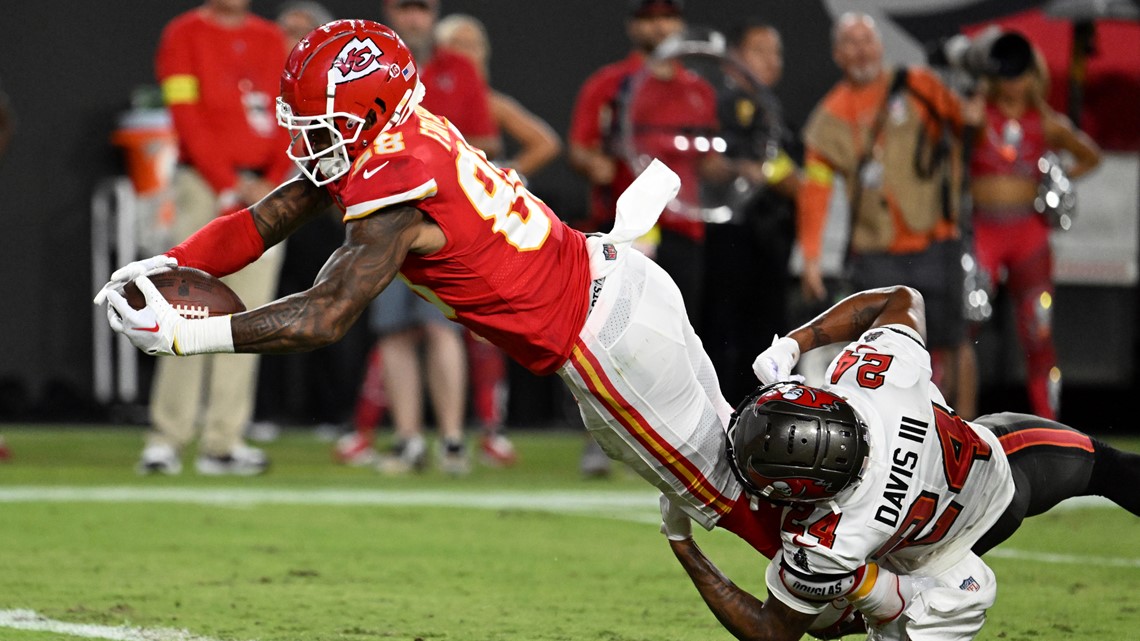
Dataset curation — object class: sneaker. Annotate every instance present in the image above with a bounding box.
[480,432,518,468]
[580,436,612,479]
[195,444,269,476]
[438,439,472,476]
[312,422,343,443]
[375,436,428,475]
[136,443,182,476]
[245,421,281,443]
[0,436,12,462]
[333,432,378,467]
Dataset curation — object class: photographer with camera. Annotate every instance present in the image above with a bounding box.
[796,12,976,410]
[959,29,1100,420]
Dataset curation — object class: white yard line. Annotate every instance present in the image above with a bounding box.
[0,486,1131,567]
[0,486,1115,510]
[0,486,660,511]
[0,609,238,641]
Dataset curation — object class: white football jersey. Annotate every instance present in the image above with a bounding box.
[766,325,1014,615]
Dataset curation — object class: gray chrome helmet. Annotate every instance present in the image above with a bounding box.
[726,383,870,503]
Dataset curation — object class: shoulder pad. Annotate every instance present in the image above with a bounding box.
[340,154,436,221]
[849,326,930,389]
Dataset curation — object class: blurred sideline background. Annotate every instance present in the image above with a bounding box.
[0,0,1138,432]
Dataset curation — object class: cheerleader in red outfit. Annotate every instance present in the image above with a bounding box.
[969,49,1100,419]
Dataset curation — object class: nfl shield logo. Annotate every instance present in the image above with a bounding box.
[603,244,617,261]
[959,577,981,592]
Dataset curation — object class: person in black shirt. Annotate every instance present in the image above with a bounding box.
[701,19,801,403]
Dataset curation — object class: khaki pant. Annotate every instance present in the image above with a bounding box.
[147,168,284,456]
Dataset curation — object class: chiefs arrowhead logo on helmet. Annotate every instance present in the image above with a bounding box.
[329,38,386,84]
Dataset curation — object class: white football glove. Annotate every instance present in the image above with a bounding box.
[752,334,803,385]
[104,275,233,356]
[93,254,177,305]
[659,494,693,542]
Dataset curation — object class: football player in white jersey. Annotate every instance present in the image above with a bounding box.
[659,286,1140,641]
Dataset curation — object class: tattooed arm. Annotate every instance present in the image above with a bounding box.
[786,286,926,353]
[249,177,334,249]
[750,286,924,385]
[231,204,439,353]
[669,538,815,641]
[154,177,333,280]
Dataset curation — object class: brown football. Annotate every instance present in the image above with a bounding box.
[121,266,246,319]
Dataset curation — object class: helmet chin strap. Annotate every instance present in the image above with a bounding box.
[325,80,336,114]
[385,80,426,132]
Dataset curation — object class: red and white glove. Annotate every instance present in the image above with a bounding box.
[752,335,803,385]
[93,254,177,305]
[103,275,233,356]
[659,494,693,541]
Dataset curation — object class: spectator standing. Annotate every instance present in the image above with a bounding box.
[137,0,292,475]
[967,46,1100,419]
[351,0,502,475]
[435,13,561,181]
[568,0,713,313]
[276,1,333,49]
[436,12,564,467]
[386,0,500,156]
[568,0,678,233]
[796,12,972,408]
[567,0,717,476]
[701,19,800,404]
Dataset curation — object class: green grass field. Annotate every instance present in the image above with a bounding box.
[0,426,1137,641]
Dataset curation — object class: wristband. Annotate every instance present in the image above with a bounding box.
[848,564,904,625]
[173,315,235,355]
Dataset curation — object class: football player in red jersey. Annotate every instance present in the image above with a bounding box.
[95,17,788,570]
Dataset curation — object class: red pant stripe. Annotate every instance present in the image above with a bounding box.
[998,427,1094,456]
[570,340,733,515]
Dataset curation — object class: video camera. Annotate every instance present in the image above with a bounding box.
[927,27,1034,93]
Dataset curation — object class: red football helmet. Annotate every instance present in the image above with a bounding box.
[726,383,870,503]
[277,19,425,185]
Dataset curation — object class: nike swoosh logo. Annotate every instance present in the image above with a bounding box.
[131,323,161,333]
[362,161,390,180]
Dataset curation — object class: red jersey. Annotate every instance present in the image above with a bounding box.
[569,53,644,233]
[626,67,719,239]
[156,9,294,193]
[420,47,498,139]
[970,105,1048,180]
[568,53,716,240]
[328,107,591,375]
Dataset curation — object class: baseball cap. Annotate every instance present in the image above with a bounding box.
[629,0,683,18]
